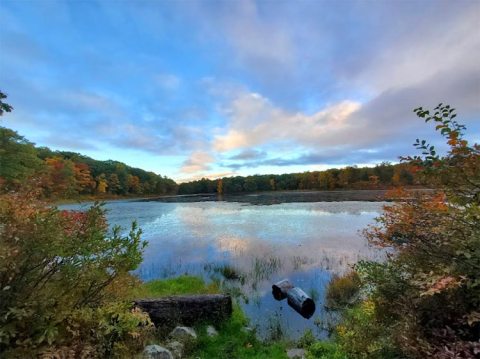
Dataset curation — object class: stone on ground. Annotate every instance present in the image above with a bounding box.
[286,348,306,359]
[143,344,174,359]
[165,341,184,359]
[169,326,197,342]
[206,325,218,337]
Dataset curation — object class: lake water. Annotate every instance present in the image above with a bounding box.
[60,198,385,340]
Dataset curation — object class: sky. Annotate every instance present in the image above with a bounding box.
[0,0,479,182]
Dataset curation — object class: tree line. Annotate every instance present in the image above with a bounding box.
[0,126,177,199]
[178,162,420,195]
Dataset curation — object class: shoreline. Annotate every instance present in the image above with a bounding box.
[137,188,434,205]
[53,188,434,206]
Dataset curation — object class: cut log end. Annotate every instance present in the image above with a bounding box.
[272,279,294,300]
[286,287,316,319]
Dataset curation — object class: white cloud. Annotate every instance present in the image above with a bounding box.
[180,151,215,173]
[214,90,361,152]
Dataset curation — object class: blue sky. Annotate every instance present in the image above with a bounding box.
[1,0,479,182]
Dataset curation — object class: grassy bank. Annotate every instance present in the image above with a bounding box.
[137,276,289,358]
[137,275,347,359]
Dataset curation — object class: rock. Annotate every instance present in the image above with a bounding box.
[206,325,218,337]
[165,341,184,359]
[143,344,173,359]
[169,326,197,342]
[286,348,306,359]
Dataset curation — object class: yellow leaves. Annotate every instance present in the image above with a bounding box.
[96,175,108,194]
[361,300,375,315]
[337,324,347,337]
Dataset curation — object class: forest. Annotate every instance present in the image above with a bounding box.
[0,126,177,199]
[178,162,419,195]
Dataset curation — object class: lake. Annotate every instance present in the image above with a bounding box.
[60,197,386,340]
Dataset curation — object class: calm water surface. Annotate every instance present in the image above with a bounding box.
[60,199,385,339]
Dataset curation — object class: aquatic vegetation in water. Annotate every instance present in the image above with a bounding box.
[266,311,286,342]
[251,255,282,282]
[307,287,320,302]
[291,255,309,270]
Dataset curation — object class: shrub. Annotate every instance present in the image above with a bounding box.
[325,271,361,309]
[337,105,480,358]
[0,187,151,357]
[297,329,316,348]
[307,341,347,359]
[336,300,403,359]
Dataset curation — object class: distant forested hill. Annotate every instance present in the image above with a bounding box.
[178,162,423,195]
[0,126,177,199]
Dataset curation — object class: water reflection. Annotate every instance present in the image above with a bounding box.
[59,200,385,339]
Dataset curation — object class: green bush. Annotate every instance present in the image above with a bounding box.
[306,341,347,359]
[0,188,151,357]
[297,329,316,348]
[335,300,403,359]
[325,271,361,309]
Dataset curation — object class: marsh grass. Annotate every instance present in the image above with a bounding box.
[192,305,289,358]
[135,275,219,298]
[265,312,286,342]
[210,263,246,281]
[291,255,309,270]
[251,256,282,282]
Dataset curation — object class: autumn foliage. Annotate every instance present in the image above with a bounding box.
[334,105,480,358]
[0,186,153,357]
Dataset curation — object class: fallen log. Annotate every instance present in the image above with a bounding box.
[134,294,232,328]
[287,287,316,319]
[272,279,294,300]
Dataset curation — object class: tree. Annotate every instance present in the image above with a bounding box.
[243,176,258,192]
[0,128,43,188]
[217,178,223,195]
[107,173,121,194]
[338,166,357,188]
[45,157,77,197]
[269,178,276,191]
[127,174,141,194]
[0,91,13,116]
[96,173,108,194]
[74,162,95,194]
[336,105,480,358]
